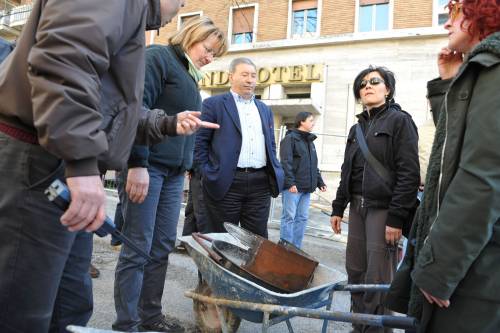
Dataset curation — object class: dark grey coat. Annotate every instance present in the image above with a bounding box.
[280,129,325,193]
[388,32,500,331]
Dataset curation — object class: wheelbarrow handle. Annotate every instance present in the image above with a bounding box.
[192,233,223,264]
[334,283,391,292]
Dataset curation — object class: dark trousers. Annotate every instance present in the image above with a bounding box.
[0,132,93,333]
[182,170,213,235]
[204,169,271,238]
[346,196,397,333]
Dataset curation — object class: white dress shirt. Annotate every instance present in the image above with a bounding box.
[231,90,267,168]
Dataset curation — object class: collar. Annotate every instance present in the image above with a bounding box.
[358,103,388,121]
[184,52,205,82]
[230,90,255,104]
[291,128,317,141]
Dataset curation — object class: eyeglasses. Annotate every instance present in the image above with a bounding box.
[359,77,385,89]
[447,0,463,22]
[203,44,216,57]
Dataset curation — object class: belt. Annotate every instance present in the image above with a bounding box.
[236,167,266,173]
[0,122,39,145]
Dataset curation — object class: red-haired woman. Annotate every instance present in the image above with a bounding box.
[387,0,500,332]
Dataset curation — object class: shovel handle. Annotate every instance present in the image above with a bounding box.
[192,233,223,263]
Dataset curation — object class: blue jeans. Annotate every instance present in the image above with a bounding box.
[279,191,311,248]
[0,132,93,333]
[113,165,185,331]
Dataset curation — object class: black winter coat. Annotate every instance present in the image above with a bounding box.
[331,102,420,229]
[280,129,325,193]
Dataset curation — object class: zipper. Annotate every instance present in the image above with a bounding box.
[423,90,450,245]
[360,117,376,208]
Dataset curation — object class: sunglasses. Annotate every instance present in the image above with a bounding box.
[447,0,463,22]
[359,77,385,89]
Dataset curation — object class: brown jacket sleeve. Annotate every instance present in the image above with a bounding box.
[27,0,146,177]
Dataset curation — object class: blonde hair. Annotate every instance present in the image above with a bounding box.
[169,16,228,57]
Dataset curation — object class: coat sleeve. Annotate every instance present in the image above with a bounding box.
[317,169,326,188]
[279,135,295,189]
[385,114,420,229]
[194,98,217,174]
[412,66,500,300]
[129,46,170,168]
[27,0,145,177]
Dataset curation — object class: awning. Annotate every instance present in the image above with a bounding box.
[262,98,321,118]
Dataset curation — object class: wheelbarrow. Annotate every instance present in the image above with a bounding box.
[180,233,418,333]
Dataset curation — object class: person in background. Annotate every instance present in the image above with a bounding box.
[113,17,227,332]
[181,164,212,236]
[194,57,284,238]
[330,66,419,332]
[388,1,500,332]
[0,37,14,63]
[279,112,326,248]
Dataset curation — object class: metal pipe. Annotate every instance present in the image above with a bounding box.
[185,291,418,330]
[333,283,391,292]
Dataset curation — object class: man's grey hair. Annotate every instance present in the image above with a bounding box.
[229,57,256,73]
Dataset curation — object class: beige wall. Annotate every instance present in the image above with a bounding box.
[321,0,355,36]
[394,0,433,29]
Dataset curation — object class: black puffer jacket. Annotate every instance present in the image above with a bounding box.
[331,102,419,229]
[280,129,325,193]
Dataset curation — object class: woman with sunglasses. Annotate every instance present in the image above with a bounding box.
[330,66,419,333]
[387,1,500,332]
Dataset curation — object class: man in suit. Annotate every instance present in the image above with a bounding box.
[195,57,284,238]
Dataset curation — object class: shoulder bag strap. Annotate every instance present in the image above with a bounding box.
[355,124,392,188]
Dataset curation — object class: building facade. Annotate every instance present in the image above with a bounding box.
[154,0,448,196]
[2,0,450,198]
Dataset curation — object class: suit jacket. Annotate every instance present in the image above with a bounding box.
[194,92,284,200]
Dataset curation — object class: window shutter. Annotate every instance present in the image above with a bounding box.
[292,0,318,11]
[232,7,254,34]
[359,0,389,6]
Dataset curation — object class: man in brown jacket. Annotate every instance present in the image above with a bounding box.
[0,0,216,332]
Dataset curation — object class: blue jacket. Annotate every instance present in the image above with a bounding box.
[0,38,14,64]
[194,92,284,200]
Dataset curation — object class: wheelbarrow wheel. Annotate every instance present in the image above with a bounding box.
[193,280,241,333]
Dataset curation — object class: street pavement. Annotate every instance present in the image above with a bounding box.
[87,194,353,332]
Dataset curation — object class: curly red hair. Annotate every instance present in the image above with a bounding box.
[448,0,500,40]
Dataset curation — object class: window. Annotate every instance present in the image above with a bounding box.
[177,12,202,30]
[291,0,318,36]
[435,0,449,26]
[180,14,201,27]
[232,6,255,44]
[358,0,389,32]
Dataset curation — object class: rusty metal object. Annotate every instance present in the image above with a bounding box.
[222,223,319,293]
[192,233,285,292]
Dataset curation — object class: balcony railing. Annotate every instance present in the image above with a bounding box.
[0,1,32,39]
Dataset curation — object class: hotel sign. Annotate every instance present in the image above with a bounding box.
[200,64,323,88]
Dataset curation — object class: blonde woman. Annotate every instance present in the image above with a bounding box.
[113,17,227,332]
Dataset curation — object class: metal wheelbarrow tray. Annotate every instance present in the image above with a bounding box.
[180,233,343,324]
